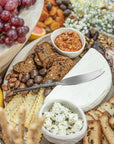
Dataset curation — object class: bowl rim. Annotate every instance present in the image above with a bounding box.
[51,27,86,54]
[39,99,87,140]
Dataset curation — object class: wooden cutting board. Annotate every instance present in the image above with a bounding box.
[0,0,44,73]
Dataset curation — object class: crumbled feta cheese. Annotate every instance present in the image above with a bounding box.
[44,102,83,136]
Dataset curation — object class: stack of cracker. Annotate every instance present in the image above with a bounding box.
[83,96,114,144]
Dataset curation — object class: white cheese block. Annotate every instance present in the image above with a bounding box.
[45,48,112,112]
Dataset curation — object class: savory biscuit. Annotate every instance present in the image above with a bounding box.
[99,113,114,144]
[109,116,114,129]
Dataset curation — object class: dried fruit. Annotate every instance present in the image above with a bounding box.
[37,22,46,28]
[49,6,57,16]
[44,17,53,25]
[55,16,65,26]
[57,9,64,18]
[39,10,49,22]
[50,21,60,31]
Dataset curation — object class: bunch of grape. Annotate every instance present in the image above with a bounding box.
[0,0,36,46]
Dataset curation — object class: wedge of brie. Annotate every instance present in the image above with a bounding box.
[45,48,112,112]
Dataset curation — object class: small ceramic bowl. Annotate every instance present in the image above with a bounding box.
[39,99,87,144]
[51,27,85,58]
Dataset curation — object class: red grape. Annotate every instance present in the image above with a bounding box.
[10,16,20,26]
[18,18,24,26]
[17,36,26,43]
[17,26,26,37]
[7,29,17,40]
[0,5,3,14]
[0,0,7,7]
[0,0,36,46]
[18,0,22,6]
[22,0,32,7]
[5,0,18,12]
[32,0,36,4]
[0,35,5,44]
[24,25,29,33]
[0,21,3,32]
[4,37,14,46]
[1,10,11,21]
[4,22,11,31]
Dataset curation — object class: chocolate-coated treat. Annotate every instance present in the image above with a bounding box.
[30,70,38,79]
[39,68,47,76]
[34,75,43,84]
[68,3,72,10]
[56,0,62,5]
[44,88,52,97]
[62,0,69,5]
[26,79,34,87]
[32,84,40,94]
[46,2,52,11]
[63,9,71,17]
[60,4,67,10]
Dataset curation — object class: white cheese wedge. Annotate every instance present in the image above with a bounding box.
[45,48,112,112]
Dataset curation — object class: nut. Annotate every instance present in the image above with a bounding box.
[6,74,11,80]
[15,80,20,89]
[89,39,94,45]
[22,91,29,97]
[19,83,26,89]
[6,91,13,97]
[9,78,17,83]
[19,73,23,81]
[5,97,13,102]
[8,83,15,88]
[11,74,18,78]
[2,84,8,91]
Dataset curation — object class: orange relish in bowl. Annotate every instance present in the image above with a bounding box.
[54,32,82,52]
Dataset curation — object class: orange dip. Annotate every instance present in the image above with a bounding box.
[54,32,82,52]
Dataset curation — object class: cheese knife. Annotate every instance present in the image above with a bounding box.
[13,69,105,93]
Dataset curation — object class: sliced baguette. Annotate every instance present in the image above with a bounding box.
[85,113,94,121]
[88,110,103,120]
[102,133,109,144]
[109,116,114,129]
[83,120,102,144]
[99,112,114,144]
[97,102,114,116]
[109,96,114,105]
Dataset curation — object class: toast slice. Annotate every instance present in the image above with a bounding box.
[99,113,114,144]
[83,120,102,144]
[85,113,94,121]
[88,110,103,120]
[109,116,114,129]
[97,102,114,116]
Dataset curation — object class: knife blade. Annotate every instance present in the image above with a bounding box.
[13,69,105,93]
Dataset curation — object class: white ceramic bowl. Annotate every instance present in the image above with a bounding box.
[39,99,87,144]
[51,27,85,58]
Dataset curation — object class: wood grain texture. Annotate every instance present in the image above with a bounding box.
[0,0,44,73]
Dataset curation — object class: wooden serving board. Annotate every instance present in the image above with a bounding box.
[3,33,114,144]
[0,0,44,73]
